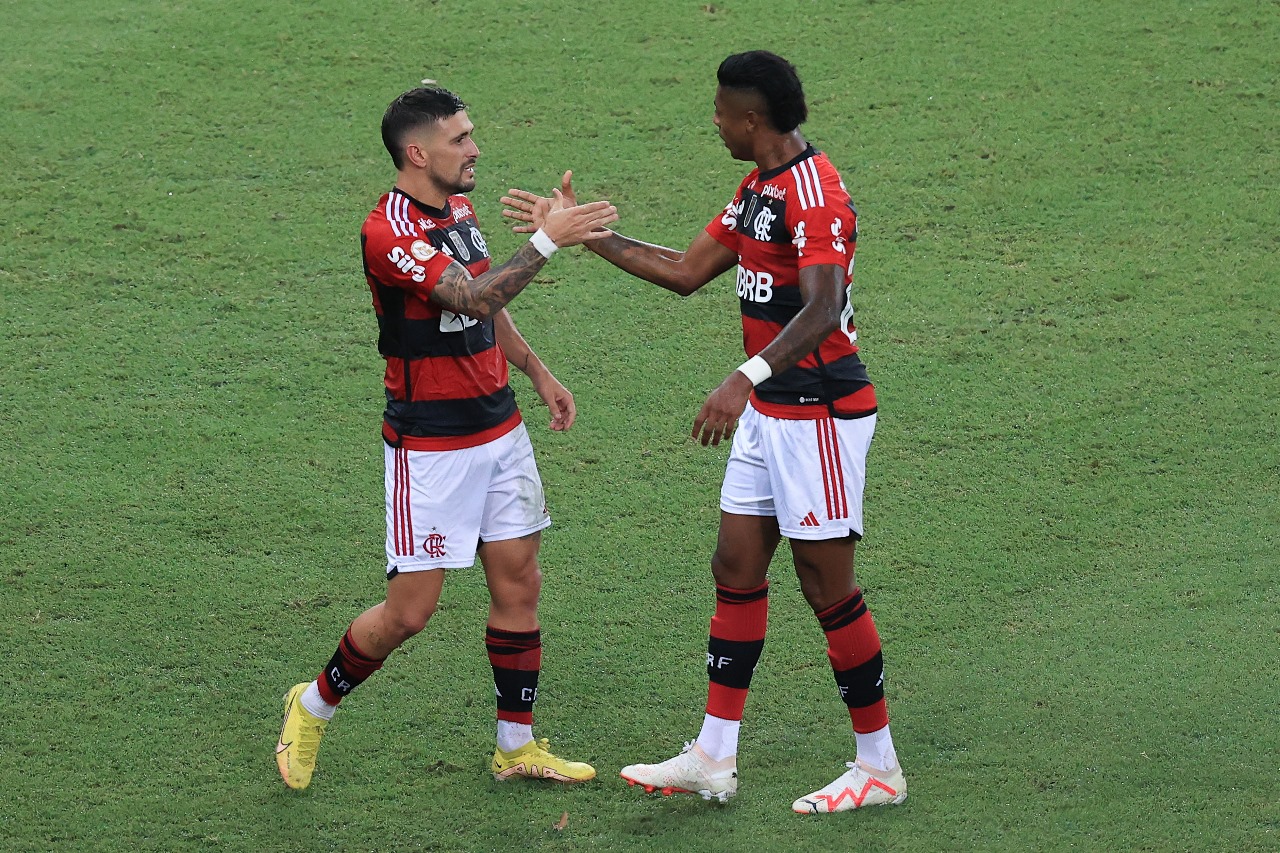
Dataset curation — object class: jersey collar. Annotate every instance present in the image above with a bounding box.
[758,144,818,183]
[391,187,450,220]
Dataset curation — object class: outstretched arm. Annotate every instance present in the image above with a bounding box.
[432,192,618,320]
[582,230,738,296]
[494,309,576,431]
[502,171,736,296]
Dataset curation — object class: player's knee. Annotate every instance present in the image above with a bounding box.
[710,550,754,588]
[498,576,541,613]
[387,603,436,640]
[503,562,542,599]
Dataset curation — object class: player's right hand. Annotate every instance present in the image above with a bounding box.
[692,371,753,447]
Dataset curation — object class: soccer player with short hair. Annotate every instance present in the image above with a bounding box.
[503,51,907,813]
[274,86,618,790]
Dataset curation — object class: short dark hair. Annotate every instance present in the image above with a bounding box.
[381,86,468,169]
[716,51,807,133]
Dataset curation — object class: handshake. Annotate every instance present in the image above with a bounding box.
[502,170,614,251]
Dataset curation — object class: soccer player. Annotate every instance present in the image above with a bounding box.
[275,86,618,790]
[502,51,906,813]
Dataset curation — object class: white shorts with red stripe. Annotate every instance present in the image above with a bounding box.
[383,422,551,574]
[720,402,876,541]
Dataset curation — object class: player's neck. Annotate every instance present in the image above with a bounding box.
[394,172,450,211]
[753,132,808,173]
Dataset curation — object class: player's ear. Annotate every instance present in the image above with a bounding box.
[403,142,429,168]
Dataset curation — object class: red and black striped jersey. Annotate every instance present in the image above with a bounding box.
[361,188,521,450]
[705,146,876,420]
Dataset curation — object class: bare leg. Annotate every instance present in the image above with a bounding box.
[349,568,447,659]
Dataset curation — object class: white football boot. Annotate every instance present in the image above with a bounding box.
[620,741,738,803]
[792,759,907,813]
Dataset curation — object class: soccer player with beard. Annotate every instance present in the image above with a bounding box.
[503,52,907,813]
[275,86,618,790]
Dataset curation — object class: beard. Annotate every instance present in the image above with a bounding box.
[434,164,476,196]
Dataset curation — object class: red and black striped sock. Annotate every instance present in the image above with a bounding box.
[317,627,386,705]
[705,581,769,720]
[817,587,889,733]
[486,626,541,725]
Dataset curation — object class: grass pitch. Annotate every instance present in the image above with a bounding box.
[1,1,1276,850]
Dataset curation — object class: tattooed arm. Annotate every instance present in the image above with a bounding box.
[430,241,549,321]
[431,195,617,321]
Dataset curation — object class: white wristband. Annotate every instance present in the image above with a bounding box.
[529,228,558,259]
[736,355,773,386]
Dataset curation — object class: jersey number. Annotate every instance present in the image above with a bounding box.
[839,278,858,345]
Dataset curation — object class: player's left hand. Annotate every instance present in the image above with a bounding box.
[502,171,581,234]
[531,371,577,431]
[692,372,753,447]
[500,190,553,233]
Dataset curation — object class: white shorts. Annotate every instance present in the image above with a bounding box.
[720,403,876,540]
[384,423,551,574]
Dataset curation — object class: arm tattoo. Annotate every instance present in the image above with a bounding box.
[432,242,548,320]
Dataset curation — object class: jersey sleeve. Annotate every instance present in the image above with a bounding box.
[363,227,458,301]
[704,180,750,252]
[786,174,856,271]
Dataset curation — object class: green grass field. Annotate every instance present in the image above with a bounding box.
[2,1,1276,850]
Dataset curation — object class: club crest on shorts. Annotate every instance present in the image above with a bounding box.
[422,532,447,558]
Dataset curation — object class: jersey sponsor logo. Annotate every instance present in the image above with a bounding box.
[439,309,479,333]
[794,220,808,254]
[410,239,437,261]
[736,265,774,303]
[721,198,744,230]
[831,218,847,255]
[451,203,472,222]
[760,183,787,201]
[387,245,428,283]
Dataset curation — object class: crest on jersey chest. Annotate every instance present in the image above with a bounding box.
[736,188,790,244]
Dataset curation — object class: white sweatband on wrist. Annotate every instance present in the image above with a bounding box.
[529,228,558,259]
[736,355,773,386]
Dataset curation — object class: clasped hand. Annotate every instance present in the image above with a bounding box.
[503,171,611,241]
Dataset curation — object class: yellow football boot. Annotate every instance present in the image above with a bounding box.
[276,683,329,790]
[491,738,596,783]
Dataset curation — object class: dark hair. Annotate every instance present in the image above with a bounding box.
[381,86,468,169]
[716,51,807,133]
